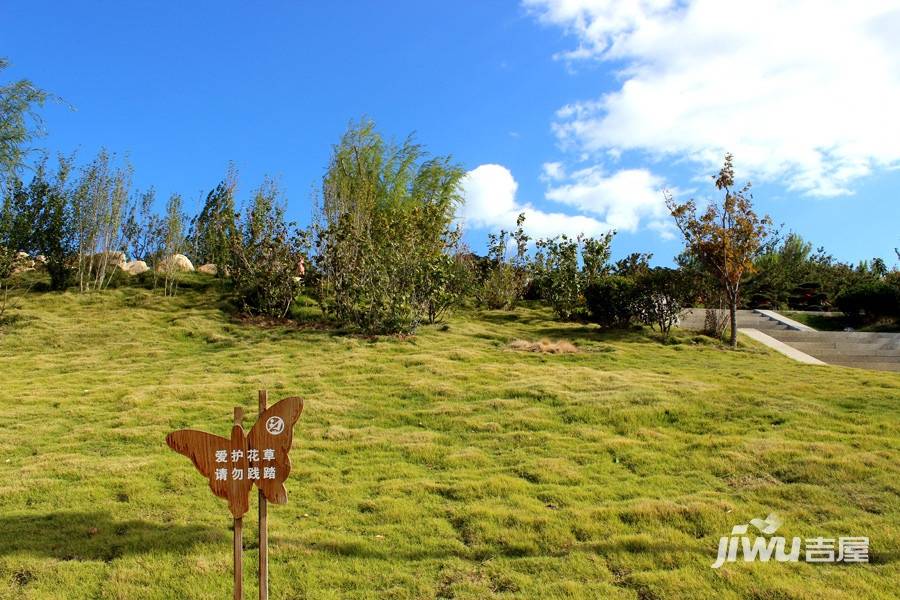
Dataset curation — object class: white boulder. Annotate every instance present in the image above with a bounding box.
[156,254,194,273]
[121,260,149,275]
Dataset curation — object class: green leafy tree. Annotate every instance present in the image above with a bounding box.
[745,233,812,308]
[25,157,75,290]
[613,252,653,278]
[0,156,75,289]
[159,193,186,296]
[71,150,132,292]
[666,154,775,347]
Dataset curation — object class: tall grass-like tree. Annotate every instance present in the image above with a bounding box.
[666,154,775,346]
[0,58,50,181]
[315,120,464,333]
[189,165,238,272]
[0,58,52,274]
[121,187,163,264]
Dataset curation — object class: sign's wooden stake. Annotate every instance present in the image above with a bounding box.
[258,390,269,600]
[233,406,244,600]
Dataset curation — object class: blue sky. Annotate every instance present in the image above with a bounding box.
[3,0,899,265]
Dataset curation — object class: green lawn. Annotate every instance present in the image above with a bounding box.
[1,283,898,599]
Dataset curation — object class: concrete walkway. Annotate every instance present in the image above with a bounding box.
[740,328,826,365]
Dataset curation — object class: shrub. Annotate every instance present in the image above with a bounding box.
[229,179,306,318]
[585,276,639,328]
[835,282,900,324]
[532,232,614,321]
[635,267,690,338]
[477,213,530,310]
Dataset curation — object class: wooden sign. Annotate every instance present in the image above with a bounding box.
[167,396,303,517]
[167,392,303,599]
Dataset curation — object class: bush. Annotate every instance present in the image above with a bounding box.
[532,232,614,321]
[635,267,690,338]
[229,179,306,318]
[835,282,900,324]
[585,276,639,328]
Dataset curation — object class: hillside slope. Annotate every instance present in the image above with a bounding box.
[1,287,898,599]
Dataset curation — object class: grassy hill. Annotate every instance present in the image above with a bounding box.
[1,283,898,599]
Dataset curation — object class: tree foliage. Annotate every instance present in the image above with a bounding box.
[71,150,132,292]
[189,165,238,271]
[635,267,690,338]
[532,231,614,320]
[0,58,51,181]
[476,213,531,310]
[314,120,464,333]
[666,153,775,346]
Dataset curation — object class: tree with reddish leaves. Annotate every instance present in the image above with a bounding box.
[666,154,776,347]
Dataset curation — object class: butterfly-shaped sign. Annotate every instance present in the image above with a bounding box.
[166,397,304,517]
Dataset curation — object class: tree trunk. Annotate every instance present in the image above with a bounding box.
[728,297,738,347]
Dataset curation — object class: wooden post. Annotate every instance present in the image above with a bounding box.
[233,406,244,600]
[258,390,269,600]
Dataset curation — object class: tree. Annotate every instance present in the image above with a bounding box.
[189,165,238,271]
[745,233,813,308]
[0,156,75,289]
[25,156,75,290]
[666,154,775,347]
[0,58,51,181]
[477,213,531,310]
[159,193,186,296]
[613,252,653,278]
[314,120,464,333]
[71,150,132,292]
[121,187,163,264]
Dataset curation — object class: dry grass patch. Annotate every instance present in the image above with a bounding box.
[509,338,578,354]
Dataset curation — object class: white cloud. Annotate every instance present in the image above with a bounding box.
[524,0,900,196]
[541,161,566,181]
[459,164,613,239]
[545,166,669,233]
